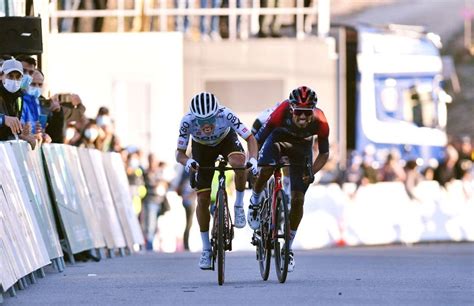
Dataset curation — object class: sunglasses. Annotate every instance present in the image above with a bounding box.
[291,107,313,116]
[197,116,216,126]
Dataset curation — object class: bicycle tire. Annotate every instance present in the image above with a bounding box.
[274,189,290,283]
[217,189,226,285]
[257,197,271,280]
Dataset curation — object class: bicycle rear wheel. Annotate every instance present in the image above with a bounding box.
[273,189,290,283]
[217,189,226,285]
[257,197,271,280]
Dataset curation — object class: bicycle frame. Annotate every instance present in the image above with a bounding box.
[271,168,284,241]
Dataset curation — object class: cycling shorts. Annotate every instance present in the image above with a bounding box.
[192,129,244,191]
[258,130,313,193]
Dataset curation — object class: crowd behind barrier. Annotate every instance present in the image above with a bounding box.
[0,141,144,298]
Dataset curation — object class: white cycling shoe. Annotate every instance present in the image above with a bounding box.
[199,250,212,270]
[247,199,261,230]
[234,206,246,229]
[287,250,295,272]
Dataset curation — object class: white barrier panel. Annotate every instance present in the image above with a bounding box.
[78,148,119,249]
[87,150,127,249]
[0,142,50,290]
[42,144,94,254]
[0,189,22,292]
[102,153,145,250]
[64,146,107,249]
[8,142,63,261]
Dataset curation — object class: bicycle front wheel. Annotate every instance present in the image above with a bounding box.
[273,189,290,283]
[257,198,271,280]
[217,189,226,285]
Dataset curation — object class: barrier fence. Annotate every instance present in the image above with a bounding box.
[1,139,473,299]
[0,141,144,299]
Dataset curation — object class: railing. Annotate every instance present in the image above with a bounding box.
[48,0,330,40]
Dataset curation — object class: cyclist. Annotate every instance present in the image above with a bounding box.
[251,101,292,198]
[248,86,330,272]
[176,92,258,270]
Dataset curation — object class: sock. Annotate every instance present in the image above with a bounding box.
[251,190,262,205]
[234,191,244,207]
[288,230,297,250]
[201,231,211,251]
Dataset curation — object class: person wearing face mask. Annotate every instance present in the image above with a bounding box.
[31,69,65,143]
[0,58,26,141]
[75,119,100,149]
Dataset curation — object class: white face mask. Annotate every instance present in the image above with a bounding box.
[84,128,99,142]
[3,79,21,93]
[27,86,41,98]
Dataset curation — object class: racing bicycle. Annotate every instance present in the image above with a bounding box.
[191,156,250,285]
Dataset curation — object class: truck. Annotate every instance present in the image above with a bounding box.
[334,24,450,166]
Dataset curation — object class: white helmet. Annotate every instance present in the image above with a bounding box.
[190,92,219,118]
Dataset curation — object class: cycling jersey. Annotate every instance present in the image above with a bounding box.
[177,106,251,150]
[251,102,281,135]
[256,100,330,154]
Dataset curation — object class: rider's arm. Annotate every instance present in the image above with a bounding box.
[176,115,192,165]
[312,108,330,174]
[245,134,258,160]
[312,151,329,174]
[176,148,191,166]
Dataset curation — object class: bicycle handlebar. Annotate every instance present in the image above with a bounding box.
[189,161,252,189]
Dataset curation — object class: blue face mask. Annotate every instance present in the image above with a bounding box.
[27,86,41,98]
[20,74,32,90]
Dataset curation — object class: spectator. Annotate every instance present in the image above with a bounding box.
[16,54,36,76]
[63,121,82,145]
[200,0,223,41]
[33,70,65,143]
[433,144,459,187]
[96,109,120,152]
[404,160,423,201]
[257,0,282,38]
[175,0,193,39]
[126,149,146,217]
[0,58,37,146]
[74,119,101,148]
[455,136,473,180]
[220,0,246,39]
[142,153,170,251]
[345,151,363,184]
[378,150,406,182]
[61,93,87,126]
[359,154,378,185]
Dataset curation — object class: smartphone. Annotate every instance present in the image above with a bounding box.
[39,114,48,129]
[58,93,72,103]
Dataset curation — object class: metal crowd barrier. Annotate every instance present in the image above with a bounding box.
[0,141,144,299]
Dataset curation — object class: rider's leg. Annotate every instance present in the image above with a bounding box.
[251,166,273,202]
[228,152,246,204]
[288,191,305,249]
[196,190,212,251]
[228,152,248,228]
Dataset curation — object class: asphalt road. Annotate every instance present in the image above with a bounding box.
[3,243,473,305]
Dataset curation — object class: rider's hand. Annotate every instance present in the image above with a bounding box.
[249,157,259,176]
[185,158,199,173]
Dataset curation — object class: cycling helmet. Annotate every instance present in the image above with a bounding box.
[190,92,220,118]
[289,86,317,108]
